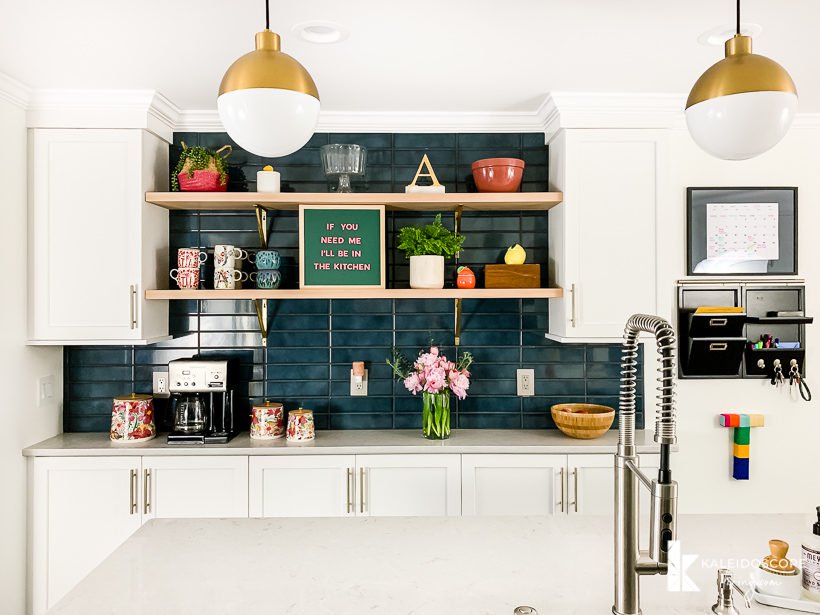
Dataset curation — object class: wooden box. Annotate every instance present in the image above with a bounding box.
[484,264,541,288]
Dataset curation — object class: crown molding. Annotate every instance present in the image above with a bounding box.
[25,89,178,142]
[0,71,32,109]
[175,106,552,135]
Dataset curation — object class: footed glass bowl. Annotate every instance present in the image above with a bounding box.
[320,144,367,193]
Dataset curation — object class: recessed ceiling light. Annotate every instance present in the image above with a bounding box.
[697,22,762,46]
[293,21,348,44]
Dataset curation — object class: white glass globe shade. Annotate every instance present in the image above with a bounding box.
[685,90,797,160]
[217,88,320,158]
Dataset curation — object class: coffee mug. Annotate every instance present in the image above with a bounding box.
[170,267,200,289]
[251,269,281,289]
[214,245,248,268]
[177,248,207,269]
[214,267,248,290]
[255,249,281,270]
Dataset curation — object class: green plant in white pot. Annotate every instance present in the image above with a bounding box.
[396,214,465,289]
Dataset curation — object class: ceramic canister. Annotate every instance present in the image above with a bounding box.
[110,394,156,443]
[287,408,315,442]
[250,401,285,440]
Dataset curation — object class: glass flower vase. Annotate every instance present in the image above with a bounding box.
[422,391,451,440]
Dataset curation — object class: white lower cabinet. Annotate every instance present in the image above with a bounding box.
[462,454,565,516]
[31,457,143,615]
[249,455,355,517]
[358,455,461,517]
[249,454,461,518]
[30,455,249,615]
[142,456,249,520]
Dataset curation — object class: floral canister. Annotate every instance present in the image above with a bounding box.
[251,401,285,440]
[287,408,315,442]
[110,394,156,443]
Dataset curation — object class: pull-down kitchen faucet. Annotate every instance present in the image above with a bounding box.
[614,314,678,615]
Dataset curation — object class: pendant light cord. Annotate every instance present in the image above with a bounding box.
[736,0,740,35]
[265,0,270,30]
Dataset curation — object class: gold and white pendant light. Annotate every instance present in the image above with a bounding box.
[686,0,797,160]
[217,0,320,157]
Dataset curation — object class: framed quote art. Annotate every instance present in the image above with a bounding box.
[298,205,386,288]
[686,187,797,276]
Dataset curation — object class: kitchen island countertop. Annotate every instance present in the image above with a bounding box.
[48,514,807,615]
[24,429,661,457]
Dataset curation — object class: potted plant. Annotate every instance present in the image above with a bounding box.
[171,142,232,192]
[388,345,473,440]
[396,213,465,289]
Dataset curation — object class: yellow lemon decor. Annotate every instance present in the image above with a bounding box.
[504,244,526,265]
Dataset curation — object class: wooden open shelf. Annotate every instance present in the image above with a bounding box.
[144,191,563,212]
[145,288,563,300]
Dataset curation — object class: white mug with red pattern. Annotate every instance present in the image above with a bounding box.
[170,267,200,289]
[214,245,248,268]
[177,248,207,269]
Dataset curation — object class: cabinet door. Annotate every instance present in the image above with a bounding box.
[142,456,249,520]
[29,129,141,342]
[31,456,142,615]
[567,453,660,516]
[249,456,355,517]
[548,129,664,340]
[462,454,566,516]
[357,454,460,517]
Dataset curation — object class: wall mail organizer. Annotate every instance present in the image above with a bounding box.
[677,280,812,380]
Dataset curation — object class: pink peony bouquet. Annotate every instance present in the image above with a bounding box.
[388,345,474,400]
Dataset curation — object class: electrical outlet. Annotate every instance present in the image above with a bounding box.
[517,368,535,396]
[153,371,170,398]
[350,369,368,397]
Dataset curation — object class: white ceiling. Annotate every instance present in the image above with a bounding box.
[1,0,817,113]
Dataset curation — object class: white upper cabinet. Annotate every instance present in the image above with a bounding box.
[548,129,665,340]
[28,128,169,344]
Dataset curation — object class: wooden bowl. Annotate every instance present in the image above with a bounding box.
[551,403,615,439]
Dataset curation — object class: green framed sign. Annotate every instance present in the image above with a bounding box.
[299,205,386,288]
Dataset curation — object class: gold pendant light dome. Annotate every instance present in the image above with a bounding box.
[686,3,797,160]
[217,3,320,158]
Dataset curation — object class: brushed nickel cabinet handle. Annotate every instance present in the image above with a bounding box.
[143,469,151,515]
[359,467,366,514]
[709,318,728,327]
[129,469,137,514]
[570,284,577,328]
[346,468,353,514]
[558,467,565,513]
[572,468,579,513]
[709,343,728,351]
[129,285,138,329]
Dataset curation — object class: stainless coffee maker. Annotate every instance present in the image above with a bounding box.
[167,358,238,445]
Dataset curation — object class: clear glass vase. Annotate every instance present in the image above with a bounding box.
[422,391,451,440]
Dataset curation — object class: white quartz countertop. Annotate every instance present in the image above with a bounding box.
[23,429,660,457]
[48,514,809,615]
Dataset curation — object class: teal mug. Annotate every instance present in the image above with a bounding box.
[251,269,281,289]
[255,250,280,270]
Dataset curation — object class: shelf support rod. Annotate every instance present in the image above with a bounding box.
[254,299,269,347]
[454,298,462,348]
[454,205,463,259]
[255,205,270,248]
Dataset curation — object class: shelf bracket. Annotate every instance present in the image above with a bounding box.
[254,299,269,347]
[454,298,462,348]
[255,205,270,248]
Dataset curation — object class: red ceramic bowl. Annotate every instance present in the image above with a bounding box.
[471,157,525,193]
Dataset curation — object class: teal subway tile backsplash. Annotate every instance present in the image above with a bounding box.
[62,131,642,432]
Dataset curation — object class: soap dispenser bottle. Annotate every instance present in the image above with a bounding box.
[712,569,750,615]
[802,506,820,602]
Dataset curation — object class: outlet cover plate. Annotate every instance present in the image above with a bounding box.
[517,368,535,396]
[153,371,170,398]
[350,369,368,396]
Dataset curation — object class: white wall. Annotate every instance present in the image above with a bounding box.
[658,127,820,514]
[0,96,63,614]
